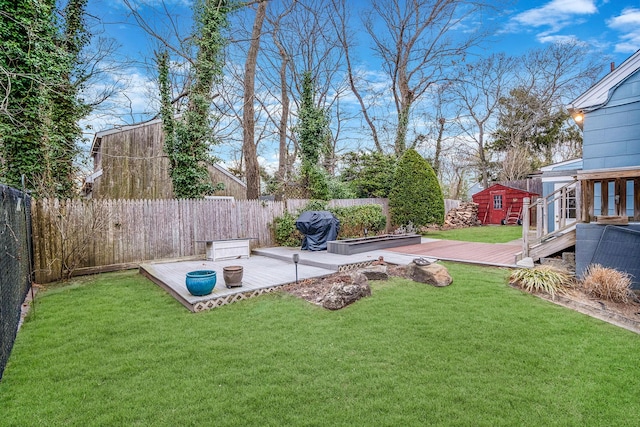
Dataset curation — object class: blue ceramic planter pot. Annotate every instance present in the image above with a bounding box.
[185,270,217,296]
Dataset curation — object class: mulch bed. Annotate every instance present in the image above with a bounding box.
[531,287,640,334]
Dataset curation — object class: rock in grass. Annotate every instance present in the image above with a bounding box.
[406,262,452,287]
[359,264,388,281]
[321,272,371,310]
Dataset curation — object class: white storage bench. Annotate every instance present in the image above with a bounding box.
[197,238,253,261]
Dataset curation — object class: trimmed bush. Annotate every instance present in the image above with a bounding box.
[272,202,387,246]
[330,204,387,238]
[389,149,444,228]
[509,265,573,298]
[272,211,303,247]
[340,151,397,198]
[581,264,634,304]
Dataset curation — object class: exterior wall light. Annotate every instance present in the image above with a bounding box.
[573,112,584,124]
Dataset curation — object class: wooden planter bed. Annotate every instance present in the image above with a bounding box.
[327,234,421,255]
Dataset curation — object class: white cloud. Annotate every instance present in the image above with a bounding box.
[537,34,581,44]
[506,0,597,42]
[513,0,597,27]
[79,67,159,146]
[607,7,640,53]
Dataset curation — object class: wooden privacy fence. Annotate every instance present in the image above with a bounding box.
[31,198,391,283]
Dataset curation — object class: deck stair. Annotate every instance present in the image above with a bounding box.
[517,180,579,263]
[516,226,576,262]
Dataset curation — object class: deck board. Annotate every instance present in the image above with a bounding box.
[387,240,520,267]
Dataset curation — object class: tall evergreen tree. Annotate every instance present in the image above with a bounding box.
[340,151,396,198]
[389,149,444,227]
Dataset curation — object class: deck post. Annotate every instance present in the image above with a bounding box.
[522,197,530,258]
[536,197,543,239]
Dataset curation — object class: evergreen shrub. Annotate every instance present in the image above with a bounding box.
[389,149,444,228]
[330,204,386,238]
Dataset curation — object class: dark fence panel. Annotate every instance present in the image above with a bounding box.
[0,185,33,380]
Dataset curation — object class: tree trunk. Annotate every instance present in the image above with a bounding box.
[242,0,267,199]
[434,117,445,176]
[395,102,411,156]
[274,33,290,201]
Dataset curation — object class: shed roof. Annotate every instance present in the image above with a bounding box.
[567,49,640,113]
[472,183,539,198]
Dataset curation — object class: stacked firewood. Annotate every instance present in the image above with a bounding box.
[444,202,480,228]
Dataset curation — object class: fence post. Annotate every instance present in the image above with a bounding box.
[522,197,530,258]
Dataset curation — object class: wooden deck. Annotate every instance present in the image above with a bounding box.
[140,239,521,313]
[387,239,521,267]
[140,257,337,312]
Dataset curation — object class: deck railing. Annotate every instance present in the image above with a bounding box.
[522,180,580,257]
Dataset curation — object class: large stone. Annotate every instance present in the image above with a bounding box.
[321,272,371,310]
[359,264,388,281]
[406,262,453,287]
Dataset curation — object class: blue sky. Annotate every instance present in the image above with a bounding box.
[499,0,640,60]
[81,0,640,166]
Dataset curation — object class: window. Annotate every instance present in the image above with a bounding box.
[608,181,616,215]
[593,181,601,216]
[627,180,635,217]
[561,188,577,219]
[493,195,503,209]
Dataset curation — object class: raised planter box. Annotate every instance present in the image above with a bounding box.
[197,238,252,261]
[327,234,422,255]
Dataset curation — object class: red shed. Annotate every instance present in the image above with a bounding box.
[472,184,539,225]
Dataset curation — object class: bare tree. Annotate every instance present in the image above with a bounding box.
[242,0,268,199]
[452,53,516,188]
[499,147,533,181]
[235,0,348,197]
[492,41,602,168]
[362,0,494,155]
[329,0,383,152]
[270,8,294,200]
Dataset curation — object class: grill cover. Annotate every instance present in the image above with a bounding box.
[295,211,340,251]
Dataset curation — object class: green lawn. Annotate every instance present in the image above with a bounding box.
[2,265,640,426]
[423,225,523,243]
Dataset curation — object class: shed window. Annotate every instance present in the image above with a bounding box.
[493,195,503,209]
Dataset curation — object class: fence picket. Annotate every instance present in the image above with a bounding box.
[32,197,459,282]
